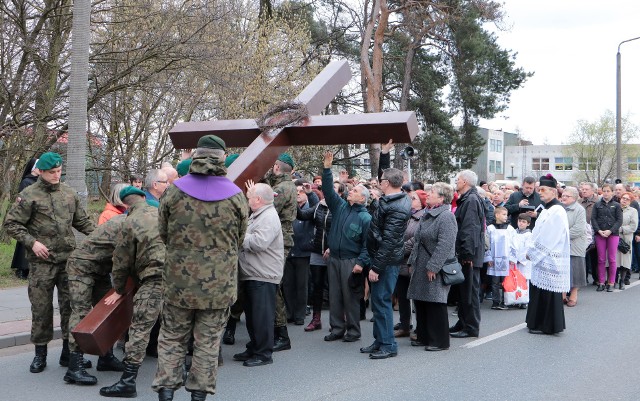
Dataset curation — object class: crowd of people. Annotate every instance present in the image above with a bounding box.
[5,136,638,400]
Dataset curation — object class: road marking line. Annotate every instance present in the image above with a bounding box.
[461,323,527,349]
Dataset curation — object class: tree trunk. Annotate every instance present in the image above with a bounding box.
[66,0,91,212]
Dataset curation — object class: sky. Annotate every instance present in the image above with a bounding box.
[480,0,640,145]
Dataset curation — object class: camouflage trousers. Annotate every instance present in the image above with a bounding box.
[124,277,163,365]
[152,303,228,395]
[66,258,112,353]
[274,246,291,328]
[28,261,71,345]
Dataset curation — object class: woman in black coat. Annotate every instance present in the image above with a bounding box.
[11,158,40,279]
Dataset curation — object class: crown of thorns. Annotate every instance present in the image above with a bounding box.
[256,101,309,134]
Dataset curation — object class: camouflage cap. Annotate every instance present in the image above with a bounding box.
[35,152,63,170]
[277,153,295,168]
[197,135,226,151]
[176,158,192,177]
[225,153,239,168]
[119,186,146,201]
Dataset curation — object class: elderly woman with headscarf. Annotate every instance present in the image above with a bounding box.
[616,192,638,290]
[407,183,458,351]
[393,189,428,338]
[559,186,587,306]
[526,174,570,334]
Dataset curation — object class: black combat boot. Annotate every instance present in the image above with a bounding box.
[30,344,47,373]
[222,317,237,345]
[63,352,97,385]
[273,325,291,352]
[99,362,139,398]
[97,348,125,372]
[191,390,207,401]
[59,339,92,368]
[158,388,175,401]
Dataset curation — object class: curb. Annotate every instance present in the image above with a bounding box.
[0,328,62,349]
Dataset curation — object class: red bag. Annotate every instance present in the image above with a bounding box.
[503,264,529,305]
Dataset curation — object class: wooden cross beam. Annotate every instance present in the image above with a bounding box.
[168,60,420,185]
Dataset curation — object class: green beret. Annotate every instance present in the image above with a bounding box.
[35,152,63,170]
[197,135,226,151]
[225,153,239,168]
[277,153,295,168]
[176,159,192,177]
[119,186,146,201]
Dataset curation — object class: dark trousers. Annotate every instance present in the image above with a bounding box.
[243,280,277,361]
[282,256,310,322]
[490,275,505,305]
[414,300,449,349]
[453,265,481,336]
[632,239,640,272]
[394,274,411,331]
[585,246,598,283]
[309,264,327,314]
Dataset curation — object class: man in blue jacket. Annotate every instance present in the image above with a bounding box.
[321,151,372,343]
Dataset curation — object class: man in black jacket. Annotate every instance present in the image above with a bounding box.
[361,168,412,359]
[450,170,485,338]
[504,176,542,229]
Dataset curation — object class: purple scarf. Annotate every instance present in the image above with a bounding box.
[173,174,242,201]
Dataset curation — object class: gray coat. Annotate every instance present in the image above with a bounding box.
[407,205,458,303]
[564,201,587,256]
[617,205,638,268]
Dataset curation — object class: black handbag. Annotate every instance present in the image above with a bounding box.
[618,238,631,254]
[440,258,465,286]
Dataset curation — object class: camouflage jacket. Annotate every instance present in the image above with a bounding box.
[266,171,297,249]
[112,201,165,294]
[69,214,126,275]
[159,155,248,310]
[4,177,95,264]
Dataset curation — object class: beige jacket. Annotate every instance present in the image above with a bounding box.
[239,204,284,284]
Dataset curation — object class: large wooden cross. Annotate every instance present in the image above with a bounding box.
[168,60,419,184]
[71,61,419,355]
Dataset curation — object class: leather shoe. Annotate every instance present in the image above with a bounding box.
[596,284,605,292]
[450,331,477,338]
[243,357,273,367]
[232,350,253,362]
[360,343,379,354]
[324,333,344,342]
[369,349,397,359]
[425,345,449,351]
[394,329,411,338]
[528,329,545,335]
[448,324,462,333]
[342,335,360,342]
[410,340,425,347]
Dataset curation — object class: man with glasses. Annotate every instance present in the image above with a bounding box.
[505,176,542,230]
[144,169,169,207]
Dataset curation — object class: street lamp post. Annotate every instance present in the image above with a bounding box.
[616,36,640,181]
[510,163,515,179]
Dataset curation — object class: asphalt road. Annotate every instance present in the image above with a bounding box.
[1,279,639,401]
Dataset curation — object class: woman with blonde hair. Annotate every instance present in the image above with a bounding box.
[616,192,638,290]
[98,183,128,224]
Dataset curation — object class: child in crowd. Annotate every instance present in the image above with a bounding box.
[485,206,516,310]
[512,213,533,279]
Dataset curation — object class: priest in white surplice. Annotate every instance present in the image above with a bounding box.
[525,174,571,334]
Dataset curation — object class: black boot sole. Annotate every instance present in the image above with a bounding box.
[63,375,97,385]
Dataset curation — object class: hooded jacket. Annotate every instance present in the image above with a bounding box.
[367,192,412,274]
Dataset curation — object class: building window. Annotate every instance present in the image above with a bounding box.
[353,159,361,166]
[496,140,503,153]
[532,157,549,170]
[363,158,370,166]
[489,139,496,152]
[628,157,640,171]
[489,160,496,173]
[496,160,502,174]
[555,157,573,171]
[578,158,597,171]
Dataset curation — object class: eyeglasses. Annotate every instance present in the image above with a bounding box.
[155,180,168,184]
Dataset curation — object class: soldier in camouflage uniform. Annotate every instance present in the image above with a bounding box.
[98,186,165,398]
[152,135,248,401]
[63,214,127,385]
[3,152,95,374]
[265,153,297,352]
